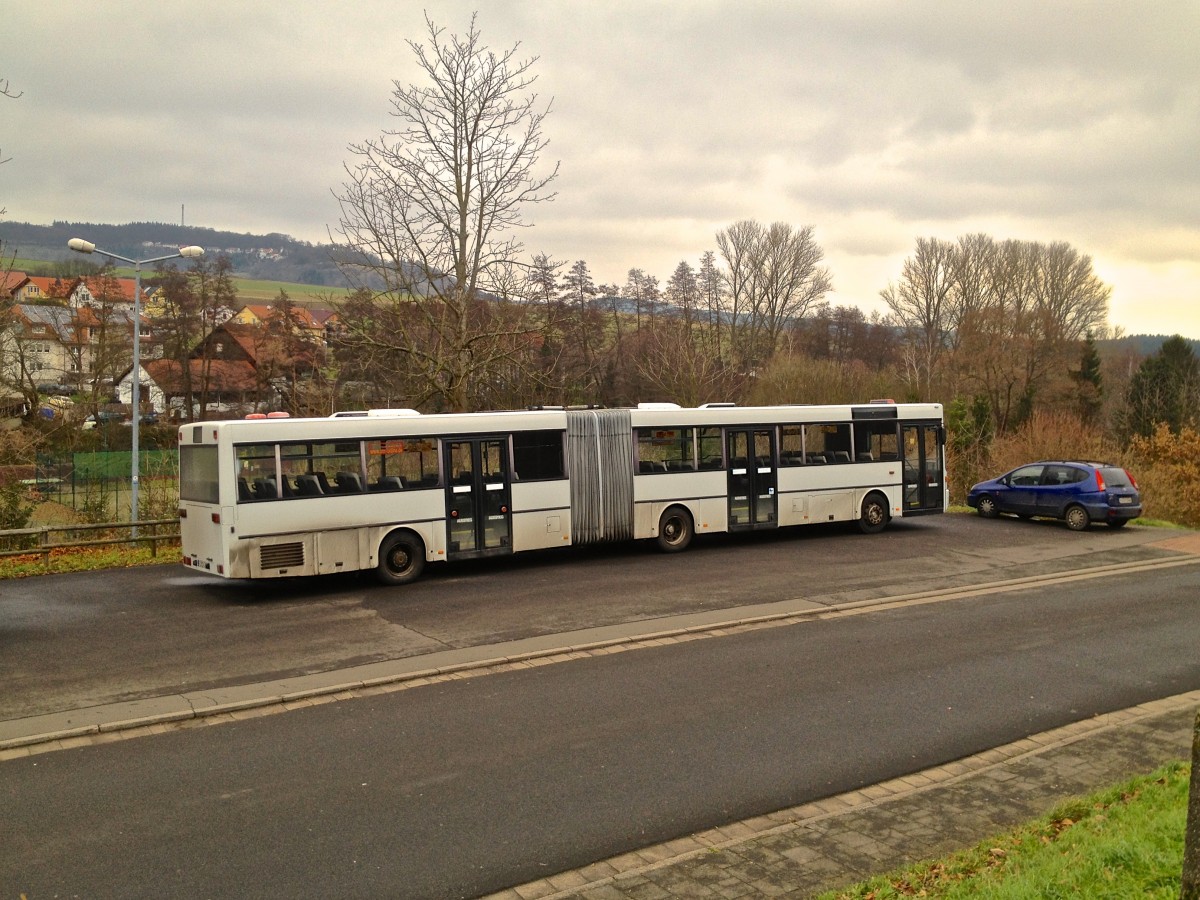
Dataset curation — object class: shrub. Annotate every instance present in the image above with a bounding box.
[1127,424,1200,527]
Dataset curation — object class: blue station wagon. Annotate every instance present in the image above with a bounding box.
[966,460,1142,531]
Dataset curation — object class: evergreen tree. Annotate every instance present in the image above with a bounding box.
[1072,331,1104,425]
[1122,334,1200,438]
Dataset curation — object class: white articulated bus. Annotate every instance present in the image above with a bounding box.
[178,401,946,585]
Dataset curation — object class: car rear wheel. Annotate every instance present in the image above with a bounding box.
[1064,505,1090,531]
[976,495,998,518]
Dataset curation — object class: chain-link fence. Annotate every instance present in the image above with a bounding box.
[30,450,180,522]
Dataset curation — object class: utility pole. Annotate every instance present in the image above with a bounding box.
[1183,710,1200,900]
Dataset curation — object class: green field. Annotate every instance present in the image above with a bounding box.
[229,277,352,305]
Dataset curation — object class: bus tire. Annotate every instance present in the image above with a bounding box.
[656,506,694,553]
[857,493,890,534]
[377,531,426,585]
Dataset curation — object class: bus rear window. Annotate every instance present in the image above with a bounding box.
[179,446,220,504]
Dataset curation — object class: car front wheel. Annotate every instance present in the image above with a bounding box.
[976,495,998,518]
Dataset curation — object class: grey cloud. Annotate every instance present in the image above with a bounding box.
[3,0,1199,335]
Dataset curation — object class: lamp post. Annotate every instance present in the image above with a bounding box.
[68,238,204,532]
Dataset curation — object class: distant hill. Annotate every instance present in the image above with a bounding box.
[1099,334,1200,358]
[0,220,351,287]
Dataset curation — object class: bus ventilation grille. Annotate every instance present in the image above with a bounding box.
[259,542,304,569]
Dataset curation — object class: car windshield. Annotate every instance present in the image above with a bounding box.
[1100,466,1133,488]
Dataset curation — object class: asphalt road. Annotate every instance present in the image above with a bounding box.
[3,538,1200,897]
[0,514,1180,720]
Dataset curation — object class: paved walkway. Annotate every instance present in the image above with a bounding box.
[483,692,1200,900]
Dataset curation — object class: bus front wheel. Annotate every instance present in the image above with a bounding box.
[857,493,890,534]
[377,531,426,585]
[656,506,694,553]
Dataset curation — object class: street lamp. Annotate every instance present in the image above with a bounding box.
[68,238,204,532]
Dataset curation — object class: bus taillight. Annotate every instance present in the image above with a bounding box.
[211,513,221,524]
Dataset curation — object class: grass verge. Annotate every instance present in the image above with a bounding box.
[0,544,180,578]
[816,762,1190,899]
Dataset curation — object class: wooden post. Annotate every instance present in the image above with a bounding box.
[1183,710,1200,900]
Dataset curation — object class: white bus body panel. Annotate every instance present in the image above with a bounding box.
[633,470,728,538]
[510,480,572,552]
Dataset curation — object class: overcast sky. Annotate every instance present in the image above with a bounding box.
[3,1,1198,338]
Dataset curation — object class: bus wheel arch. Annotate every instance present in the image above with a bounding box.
[656,505,694,553]
[377,529,427,585]
[857,491,891,534]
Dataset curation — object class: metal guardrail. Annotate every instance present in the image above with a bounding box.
[0,518,181,568]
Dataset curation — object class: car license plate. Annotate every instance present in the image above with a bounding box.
[1119,496,1133,504]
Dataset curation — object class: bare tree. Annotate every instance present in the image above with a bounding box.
[333,14,558,412]
[880,236,956,400]
[1,77,22,213]
[716,220,832,371]
[185,255,239,419]
[623,268,660,331]
[887,233,1112,428]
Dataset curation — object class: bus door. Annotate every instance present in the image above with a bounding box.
[444,437,512,558]
[901,423,946,513]
[726,428,777,531]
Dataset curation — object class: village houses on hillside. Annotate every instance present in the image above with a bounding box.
[1,270,337,420]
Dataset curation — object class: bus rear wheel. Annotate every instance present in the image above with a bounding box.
[857,493,890,534]
[656,506,694,553]
[377,531,426,585]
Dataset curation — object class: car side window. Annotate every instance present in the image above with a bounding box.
[1041,465,1075,485]
[1009,465,1044,486]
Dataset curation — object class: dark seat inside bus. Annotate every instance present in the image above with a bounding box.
[253,478,276,499]
[315,471,332,494]
[335,471,364,493]
[295,474,323,496]
[373,476,405,491]
[831,451,851,464]
[238,477,253,501]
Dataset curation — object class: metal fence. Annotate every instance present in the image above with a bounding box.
[29,450,179,516]
[0,518,181,568]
